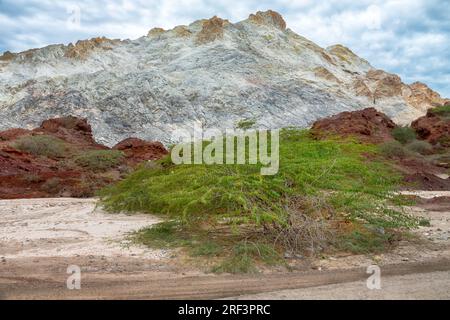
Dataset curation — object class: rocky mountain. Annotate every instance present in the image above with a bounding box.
[0,10,447,146]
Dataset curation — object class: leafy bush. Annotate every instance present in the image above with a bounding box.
[392,126,417,144]
[12,135,67,157]
[379,141,407,158]
[406,140,433,155]
[102,130,418,264]
[74,150,124,171]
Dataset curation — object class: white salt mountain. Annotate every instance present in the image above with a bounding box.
[0,10,447,145]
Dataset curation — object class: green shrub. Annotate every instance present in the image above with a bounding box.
[406,140,433,155]
[102,129,418,234]
[430,105,450,118]
[392,126,417,144]
[379,141,407,158]
[74,150,124,171]
[12,135,67,157]
[101,130,421,272]
[236,119,256,130]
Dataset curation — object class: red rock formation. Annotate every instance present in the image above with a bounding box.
[36,116,104,148]
[0,128,30,141]
[311,107,396,144]
[412,108,450,147]
[196,16,229,44]
[113,138,168,165]
[248,10,286,30]
[0,117,167,199]
[64,37,120,59]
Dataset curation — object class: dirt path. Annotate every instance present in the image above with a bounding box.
[226,270,450,300]
[0,195,449,300]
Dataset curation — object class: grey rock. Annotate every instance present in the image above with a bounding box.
[0,11,446,146]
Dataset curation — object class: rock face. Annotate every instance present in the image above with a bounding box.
[412,107,450,147]
[0,10,447,146]
[113,138,168,165]
[37,116,103,147]
[0,117,167,199]
[311,107,396,143]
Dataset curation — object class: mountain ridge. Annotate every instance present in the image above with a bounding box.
[0,10,447,146]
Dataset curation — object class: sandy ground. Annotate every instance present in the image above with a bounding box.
[0,198,167,259]
[0,193,449,300]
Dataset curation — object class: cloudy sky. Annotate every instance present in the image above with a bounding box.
[0,0,448,97]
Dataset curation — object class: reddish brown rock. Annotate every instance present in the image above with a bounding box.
[0,128,31,141]
[0,117,167,199]
[36,116,105,148]
[411,108,450,147]
[113,138,168,165]
[248,10,286,30]
[64,37,120,59]
[311,107,396,144]
[196,16,229,44]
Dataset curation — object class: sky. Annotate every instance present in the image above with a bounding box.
[0,0,448,97]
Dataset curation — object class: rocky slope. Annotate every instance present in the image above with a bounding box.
[311,107,396,144]
[0,116,167,199]
[412,107,450,147]
[311,106,450,191]
[0,10,447,146]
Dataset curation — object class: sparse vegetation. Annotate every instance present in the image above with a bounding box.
[406,140,433,155]
[430,105,450,118]
[379,141,408,158]
[102,129,419,273]
[392,126,417,144]
[41,177,62,193]
[22,173,43,183]
[212,242,282,274]
[236,119,256,130]
[74,150,124,171]
[12,135,67,157]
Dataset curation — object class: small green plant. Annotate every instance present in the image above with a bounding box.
[263,34,274,42]
[392,126,417,144]
[133,221,191,249]
[406,140,433,155]
[74,150,124,171]
[430,105,450,118]
[338,228,399,254]
[212,242,281,274]
[236,119,256,130]
[12,135,67,157]
[190,242,222,257]
[379,141,407,158]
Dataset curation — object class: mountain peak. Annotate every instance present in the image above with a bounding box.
[247,10,287,30]
[0,10,446,146]
[196,16,230,44]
